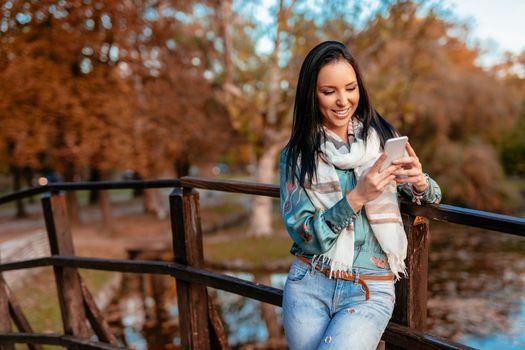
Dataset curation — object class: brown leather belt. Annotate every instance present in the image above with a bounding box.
[297,256,394,300]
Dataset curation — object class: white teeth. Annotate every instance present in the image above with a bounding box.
[333,107,350,116]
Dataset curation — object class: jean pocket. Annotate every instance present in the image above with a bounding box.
[367,280,396,302]
[287,259,311,283]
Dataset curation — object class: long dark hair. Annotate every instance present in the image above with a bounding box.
[284,40,397,187]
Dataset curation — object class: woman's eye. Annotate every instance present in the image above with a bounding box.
[347,87,356,91]
[322,91,334,95]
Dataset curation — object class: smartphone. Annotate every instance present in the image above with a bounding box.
[379,136,408,172]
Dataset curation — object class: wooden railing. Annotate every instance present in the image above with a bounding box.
[0,176,524,350]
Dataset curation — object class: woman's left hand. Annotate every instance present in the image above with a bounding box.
[391,143,428,192]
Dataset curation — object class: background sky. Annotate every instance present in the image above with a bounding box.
[451,0,525,66]
[255,0,525,68]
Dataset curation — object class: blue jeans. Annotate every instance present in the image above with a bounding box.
[282,258,395,350]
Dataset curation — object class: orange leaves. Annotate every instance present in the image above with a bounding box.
[0,1,139,173]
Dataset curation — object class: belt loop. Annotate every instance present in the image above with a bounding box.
[310,256,317,275]
[353,268,359,285]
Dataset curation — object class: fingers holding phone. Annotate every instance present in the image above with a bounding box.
[392,143,428,192]
[347,153,400,211]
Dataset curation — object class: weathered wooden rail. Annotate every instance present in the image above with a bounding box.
[0,176,524,350]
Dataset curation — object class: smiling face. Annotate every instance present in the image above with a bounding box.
[316,60,360,141]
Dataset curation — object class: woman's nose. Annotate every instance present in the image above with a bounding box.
[336,98,346,107]
[336,95,345,106]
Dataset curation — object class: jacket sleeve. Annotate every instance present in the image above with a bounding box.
[397,174,442,205]
[279,152,358,255]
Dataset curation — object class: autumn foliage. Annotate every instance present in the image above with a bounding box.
[0,0,523,214]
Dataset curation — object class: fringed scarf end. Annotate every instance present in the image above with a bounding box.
[312,254,353,279]
[387,253,407,281]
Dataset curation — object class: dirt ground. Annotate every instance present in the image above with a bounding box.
[73,213,173,259]
[0,195,253,261]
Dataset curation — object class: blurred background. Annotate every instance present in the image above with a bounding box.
[0,0,524,349]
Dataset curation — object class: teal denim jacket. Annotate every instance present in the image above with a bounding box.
[279,151,442,271]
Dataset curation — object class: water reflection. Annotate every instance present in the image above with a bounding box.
[110,274,180,350]
[428,222,525,349]
[461,301,525,349]
[120,295,147,350]
[111,272,287,349]
[208,273,286,346]
[216,287,268,345]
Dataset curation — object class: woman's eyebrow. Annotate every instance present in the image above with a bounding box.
[318,81,357,88]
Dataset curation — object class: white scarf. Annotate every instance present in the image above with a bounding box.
[305,120,407,279]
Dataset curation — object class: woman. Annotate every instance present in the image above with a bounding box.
[279,41,441,349]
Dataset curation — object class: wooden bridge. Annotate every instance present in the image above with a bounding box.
[0,176,524,350]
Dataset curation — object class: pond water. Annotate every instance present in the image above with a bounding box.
[428,222,525,349]
[112,221,525,350]
[461,301,525,349]
[210,273,286,346]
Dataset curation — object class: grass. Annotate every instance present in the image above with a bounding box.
[204,228,291,265]
[79,269,119,297]
[11,267,63,334]
[11,267,118,334]
[215,174,255,181]
[204,202,245,216]
[204,235,291,265]
[509,177,525,192]
[203,206,291,266]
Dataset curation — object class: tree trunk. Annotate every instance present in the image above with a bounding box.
[89,168,101,205]
[144,189,156,213]
[175,157,191,177]
[249,0,286,237]
[142,158,166,219]
[220,0,234,87]
[132,172,144,198]
[98,171,113,233]
[11,166,27,218]
[144,188,166,219]
[23,166,35,203]
[249,142,282,236]
[64,166,80,225]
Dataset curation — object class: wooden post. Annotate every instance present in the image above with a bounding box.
[151,274,166,325]
[170,188,211,350]
[0,274,14,350]
[208,297,230,350]
[256,274,281,341]
[80,281,119,345]
[392,214,430,331]
[42,193,91,339]
[0,273,43,350]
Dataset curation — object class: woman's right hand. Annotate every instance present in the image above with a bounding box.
[346,153,400,212]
